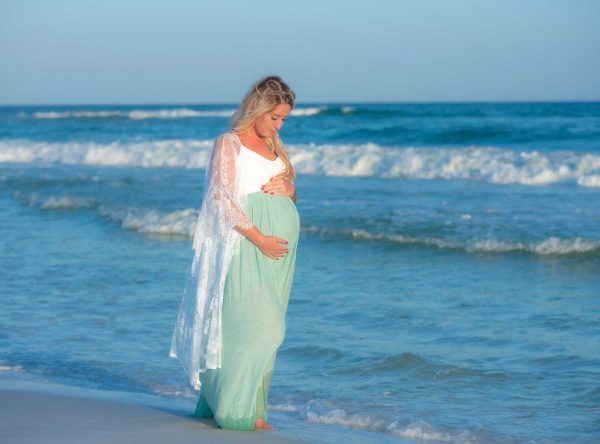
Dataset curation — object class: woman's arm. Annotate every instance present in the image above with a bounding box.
[210,134,254,230]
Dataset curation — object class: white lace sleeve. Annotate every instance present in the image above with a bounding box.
[192,133,253,249]
[169,132,252,390]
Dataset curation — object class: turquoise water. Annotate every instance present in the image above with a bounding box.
[1,103,599,443]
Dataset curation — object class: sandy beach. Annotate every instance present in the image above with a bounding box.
[0,380,303,444]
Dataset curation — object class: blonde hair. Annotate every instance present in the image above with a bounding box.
[231,76,296,181]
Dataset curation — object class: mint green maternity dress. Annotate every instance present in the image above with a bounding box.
[192,145,300,430]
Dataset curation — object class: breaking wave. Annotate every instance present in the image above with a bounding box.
[14,192,97,209]
[13,191,197,237]
[2,139,600,187]
[0,139,214,168]
[303,226,600,256]
[11,192,600,257]
[97,205,197,237]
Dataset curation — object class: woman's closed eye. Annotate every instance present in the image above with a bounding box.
[271,114,286,122]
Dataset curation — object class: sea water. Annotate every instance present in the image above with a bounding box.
[0,103,599,443]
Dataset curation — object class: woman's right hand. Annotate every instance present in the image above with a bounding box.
[256,235,288,260]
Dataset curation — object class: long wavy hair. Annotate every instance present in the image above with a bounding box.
[231,76,296,181]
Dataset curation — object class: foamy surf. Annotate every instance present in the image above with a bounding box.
[13,191,197,237]
[2,139,600,187]
[0,364,24,373]
[303,226,600,256]
[0,139,214,168]
[13,191,97,210]
[10,191,599,257]
[270,401,479,443]
[98,206,197,237]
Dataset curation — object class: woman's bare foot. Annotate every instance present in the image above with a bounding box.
[254,418,273,430]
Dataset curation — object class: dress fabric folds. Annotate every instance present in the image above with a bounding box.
[194,191,299,429]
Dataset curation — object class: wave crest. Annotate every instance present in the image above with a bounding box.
[98,206,197,237]
[13,192,600,256]
[270,399,477,443]
[304,226,600,256]
[3,139,600,187]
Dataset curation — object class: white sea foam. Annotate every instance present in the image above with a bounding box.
[304,226,600,256]
[290,106,326,116]
[530,237,600,255]
[577,174,600,187]
[14,191,200,236]
[289,143,600,186]
[270,402,476,443]
[149,385,197,399]
[3,139,600,187]
[29,107,324,120]
[18,194,597,255]
[41,196,96,209]
[98,206,198,237]
[15,192,97,209]
[30,108,236,120]
[468,237,600,255]
[0,139,213,168]
[0,364,24,373]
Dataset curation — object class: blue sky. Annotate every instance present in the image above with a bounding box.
[1,0,599,104]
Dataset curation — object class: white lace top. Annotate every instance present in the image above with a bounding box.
[237,144,286,197]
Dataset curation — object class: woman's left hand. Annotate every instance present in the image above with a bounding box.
[261,175,295,197]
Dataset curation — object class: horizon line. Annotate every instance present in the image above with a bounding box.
[1,99,599,107]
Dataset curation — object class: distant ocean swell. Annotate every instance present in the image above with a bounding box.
[13,192,600,257]
[2,139,600,187]
[19,104,600,120]
[20,107,326,120]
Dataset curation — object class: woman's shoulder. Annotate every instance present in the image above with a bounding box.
[214,131,241,146]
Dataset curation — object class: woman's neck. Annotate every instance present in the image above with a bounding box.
[237,129,270,150]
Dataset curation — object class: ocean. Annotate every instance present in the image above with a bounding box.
[0,102,598,443]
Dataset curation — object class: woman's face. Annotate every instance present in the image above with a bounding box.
[253,103,292,139]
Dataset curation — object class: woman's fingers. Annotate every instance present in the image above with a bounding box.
[274,236,288,246]
[273,238,288,259]
[259,235,289,260]
[261,176,293,196]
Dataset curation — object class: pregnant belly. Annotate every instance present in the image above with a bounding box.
[241,192,300,245]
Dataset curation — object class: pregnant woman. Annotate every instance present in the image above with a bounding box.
[170,76,299,431]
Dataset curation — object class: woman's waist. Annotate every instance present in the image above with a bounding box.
[241,191,300,223]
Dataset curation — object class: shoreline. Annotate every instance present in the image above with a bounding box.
[0,380,303,444]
